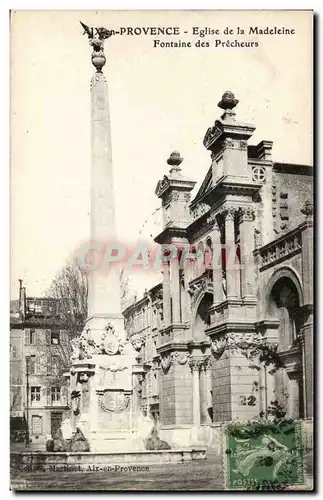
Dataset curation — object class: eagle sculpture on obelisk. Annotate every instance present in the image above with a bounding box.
[80,21,126,351]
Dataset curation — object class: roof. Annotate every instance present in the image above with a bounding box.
[273,162,313,176]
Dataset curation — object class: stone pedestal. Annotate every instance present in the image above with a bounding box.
[159,350,192,426]
[210,331,271,422]
[68,348,154,452]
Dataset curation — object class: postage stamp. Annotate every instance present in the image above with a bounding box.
[224,421,304,490]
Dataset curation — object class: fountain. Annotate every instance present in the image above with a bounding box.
[64,322,155,452]
[11,22,205,473]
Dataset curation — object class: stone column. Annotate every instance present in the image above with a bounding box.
[204,358,213,423]
[300,307,313,419]
[210,219,224,304]
[180,270,189,324]
[301,202,313,306]
[239,207,256,299]
[261,363,276,418]
[189,358,203,425]
[170,255,181,323]
[162,261,171,326]
[287,374,300,419]
[199,365,206,422]
[224,207,239,299]
[300,204,313,419]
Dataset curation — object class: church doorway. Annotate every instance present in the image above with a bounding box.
[267,276,304,419]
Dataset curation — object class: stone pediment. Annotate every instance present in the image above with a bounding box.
[155,175,170,197]
[203,120,223,149]
[190,166,212,209]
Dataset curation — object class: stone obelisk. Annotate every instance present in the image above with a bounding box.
[81,23,125,344]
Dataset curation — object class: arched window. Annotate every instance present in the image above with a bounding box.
[269,277,300,350]
[193,293,213,341]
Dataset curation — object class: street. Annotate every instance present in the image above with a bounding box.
[10,451,225,491]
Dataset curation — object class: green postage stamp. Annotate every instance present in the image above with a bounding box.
[224,421,304,490]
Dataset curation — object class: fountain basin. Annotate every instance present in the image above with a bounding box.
[11,449,206,471]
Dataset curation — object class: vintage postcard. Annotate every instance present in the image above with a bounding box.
[10,10,313,491]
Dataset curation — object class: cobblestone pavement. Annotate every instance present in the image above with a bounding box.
[10,451,225,492]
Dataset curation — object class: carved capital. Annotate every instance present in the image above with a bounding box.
[223,206,238,221]
[211,331,264,358]
[239,206,255,222]
[204,356,212,371]
[171,351,189,365]
[188,357,205,372]
[224,137,235,149]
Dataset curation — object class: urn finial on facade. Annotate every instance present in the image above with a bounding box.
[167,151,183,174]
[218,90,239,121]
[154,150,195,232]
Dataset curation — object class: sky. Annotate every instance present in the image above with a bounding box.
[10,10,312,300]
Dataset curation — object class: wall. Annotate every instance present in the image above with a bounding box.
[10,328,24,416]
[273,168,312,235]
[10,324,70,444]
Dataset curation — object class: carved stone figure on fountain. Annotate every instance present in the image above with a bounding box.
[70,322,130,361]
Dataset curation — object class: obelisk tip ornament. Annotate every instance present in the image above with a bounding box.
[80,21,114,72]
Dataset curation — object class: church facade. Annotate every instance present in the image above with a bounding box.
[123,91,313,448]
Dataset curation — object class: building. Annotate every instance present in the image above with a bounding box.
[123,91,313,448]
[10,281,70,446]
